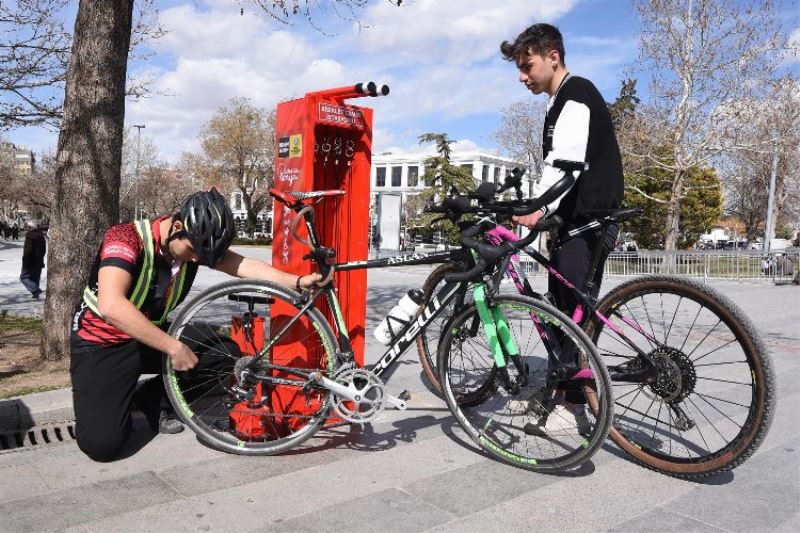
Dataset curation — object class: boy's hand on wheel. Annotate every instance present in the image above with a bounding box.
[169,343,198,371]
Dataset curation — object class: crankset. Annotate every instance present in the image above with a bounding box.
[329,367,386,424]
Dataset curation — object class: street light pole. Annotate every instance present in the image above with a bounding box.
[133,124,146,219]
[763,131,779,253]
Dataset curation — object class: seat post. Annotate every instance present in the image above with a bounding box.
[582,222,612,300]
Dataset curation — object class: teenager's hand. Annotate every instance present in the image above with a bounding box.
[299,273,325,289]
[512,209,545,229]
[168,342,198,371]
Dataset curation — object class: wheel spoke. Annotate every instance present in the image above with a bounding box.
[691,338,740,363]
[165,282,336,453]
[695,376,753,387]
[595,281,772,475]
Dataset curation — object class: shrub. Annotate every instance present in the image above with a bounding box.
[232,236,272,246]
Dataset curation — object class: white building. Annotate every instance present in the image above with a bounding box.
[229,190,272,238]
[370,150,528,251]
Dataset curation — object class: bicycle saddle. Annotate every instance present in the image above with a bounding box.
[270,188,345,207]
[287,190,345,200]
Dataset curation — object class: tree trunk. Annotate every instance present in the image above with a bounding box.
[663,168,685,272]
[41,0,134,360]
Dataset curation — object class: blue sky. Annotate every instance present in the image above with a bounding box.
[6,0,796,162]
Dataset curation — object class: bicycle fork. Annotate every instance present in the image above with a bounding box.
[473,285,528,394]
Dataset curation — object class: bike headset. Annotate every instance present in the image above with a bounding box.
[166,188,236,268]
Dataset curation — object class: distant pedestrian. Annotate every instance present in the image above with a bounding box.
[20,221,47,299]
[11,223,19,241]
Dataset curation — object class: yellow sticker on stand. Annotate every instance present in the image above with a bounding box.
[289,134,302,157]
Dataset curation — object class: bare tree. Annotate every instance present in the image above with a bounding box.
[629,0,795,251]
[196,97,275,237]
[135,165,196,220]
[246,0,403,30]
[0,0,164,129]
[720,81,800,244]
[119,126,160,218]
[491,99,546,195]
[0,0,71,128]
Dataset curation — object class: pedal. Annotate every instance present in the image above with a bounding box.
[385,393,408,411]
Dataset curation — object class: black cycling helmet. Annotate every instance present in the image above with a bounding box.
[174,188,235,267]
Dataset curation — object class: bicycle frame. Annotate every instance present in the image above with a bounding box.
[485,224,660,372]
[241,206,508,396]
[246,199,546,403]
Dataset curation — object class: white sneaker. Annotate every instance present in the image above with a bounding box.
[524,404,593,438]
[506,398,531,415]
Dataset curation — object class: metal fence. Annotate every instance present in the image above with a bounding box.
[521,248,800,283]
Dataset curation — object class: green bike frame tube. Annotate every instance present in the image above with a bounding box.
[472,285,520,368]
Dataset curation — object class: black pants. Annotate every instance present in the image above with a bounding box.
[70,327,238,462]
[548,224,618,403]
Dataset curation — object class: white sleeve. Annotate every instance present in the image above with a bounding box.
[533,99,590,215]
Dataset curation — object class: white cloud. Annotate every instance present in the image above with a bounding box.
[353,0,579,66]
[124,0,632,163]
[127,2,355,160]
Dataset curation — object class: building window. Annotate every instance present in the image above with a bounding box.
[481,164,489,183]
[391,166,402,187]
[234,194,242,210]
[494,166,500,184]
[407,166,419,187]
[376,167,386,187]
[461,163,474,176]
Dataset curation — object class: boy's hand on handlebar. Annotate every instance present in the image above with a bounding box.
[512,209,544,229]
[299,273,326,289]
[168,342,199,371]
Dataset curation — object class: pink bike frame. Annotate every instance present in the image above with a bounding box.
[484,225,659,347]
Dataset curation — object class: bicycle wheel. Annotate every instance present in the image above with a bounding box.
[163,279,339,455]
[439,294,613,472]
[416,263,471,392]
[585,275,775,479]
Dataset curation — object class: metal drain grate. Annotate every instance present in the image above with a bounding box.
[0,423,76,451]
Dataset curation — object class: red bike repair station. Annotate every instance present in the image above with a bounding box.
[227,82,389,438]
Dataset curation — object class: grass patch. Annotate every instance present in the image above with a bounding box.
[0,312,43,334]
[0,312,68,398]
[0,384,66,400]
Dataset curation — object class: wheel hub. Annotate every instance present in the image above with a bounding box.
[644,347,696,403]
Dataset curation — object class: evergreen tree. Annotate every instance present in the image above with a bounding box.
[404,133,475,244]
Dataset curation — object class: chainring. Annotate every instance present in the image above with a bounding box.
[330,367,386,424]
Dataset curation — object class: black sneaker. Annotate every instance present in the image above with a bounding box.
[158,410,184,434]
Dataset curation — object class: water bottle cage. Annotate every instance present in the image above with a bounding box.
[384,314,411,341]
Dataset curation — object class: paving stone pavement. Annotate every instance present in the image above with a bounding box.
[0,242,798,532]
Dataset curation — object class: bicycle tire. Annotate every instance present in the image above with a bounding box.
[585,275,775,479]
[416,262,467,392]
[163,279,339,455]
[439,294,613,472]
[416,265,499,406]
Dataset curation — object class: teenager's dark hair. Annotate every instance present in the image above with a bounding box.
[500,23,565,65]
